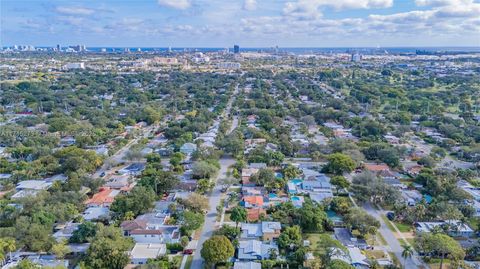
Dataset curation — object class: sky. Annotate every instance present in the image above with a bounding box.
[2,0,480,47]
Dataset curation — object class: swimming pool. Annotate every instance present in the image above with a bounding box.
[269,193,278,199]
[290,179,303,185]
[291,196,301,201]
[326,210,343,222]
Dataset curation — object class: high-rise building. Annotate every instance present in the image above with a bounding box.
[69,45,86,52]
[233,45,240,54]
[351,53,362,62]
[56,44,60,51]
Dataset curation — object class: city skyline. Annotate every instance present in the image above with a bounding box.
[2,0,480,47]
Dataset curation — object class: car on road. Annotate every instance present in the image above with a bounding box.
[386,211,395,221]
[99,172,106,177]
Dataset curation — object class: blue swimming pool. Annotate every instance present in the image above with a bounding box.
[326,210,343,222]
[269,193,278,199]
[291,196,301,201]
[290,179,302,185]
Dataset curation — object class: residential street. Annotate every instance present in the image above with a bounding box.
[190,86,239,269]
[363,203,426,269]
[190,156,236,269]
[92,125,157,178]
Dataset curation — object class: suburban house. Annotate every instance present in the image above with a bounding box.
[84,187,120,207]
[458,180,480,201]
[240,222,281,241]
[130,243,166,265]
[237,240,278,261]
[242,168,259,186]
[241,196,264,208]
[401,189,424,206]
[330,247,370,269]
[249,163,267,169]
[233,261,262,269]
[82,206,110,221]
[121,213,180,244]
[415,220,474,237]
[104,175,136,191]
[53,222,80,242]
[118,163,146,176]
[180,142,197,155]
[12,179,53,199]
[242,187,265,196]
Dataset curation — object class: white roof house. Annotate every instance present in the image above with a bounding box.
[16,180,52,191]
[234,261,262,269]
[130,243,167,265]
[241,222,281,239]
[415,220,474,237]
[82,206,110,221]
[11,189,41,199]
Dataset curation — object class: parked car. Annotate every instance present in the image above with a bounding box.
[183,249,193,255]
[386,212,395,221]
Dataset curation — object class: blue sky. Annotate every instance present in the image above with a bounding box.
[2,0,479,47]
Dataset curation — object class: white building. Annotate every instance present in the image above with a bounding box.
[217,62,241,69]
[64,62,85,70]
[130,243,166,265]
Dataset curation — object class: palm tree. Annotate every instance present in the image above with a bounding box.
[0,238,16,262]
[401,245,414,269]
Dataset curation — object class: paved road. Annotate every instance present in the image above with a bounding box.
[363,203,425,269]
[92,125,157,178]
[190,86,239,269]
[190,156,236,269]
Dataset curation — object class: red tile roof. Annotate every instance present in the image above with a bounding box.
[243,196,264,206]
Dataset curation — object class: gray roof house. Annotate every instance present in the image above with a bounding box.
[237,240,278,261]
[180,143,197,155]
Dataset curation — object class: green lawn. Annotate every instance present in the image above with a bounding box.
[230,187,241,193]
[427,258,454,269]
[381,216,396,232]
[303,233,333,252]
[381,216,412,233]
[184,255,193,269]
[467,217,480,231]
[393,221,412,233]
[376,232,387,246]
[171,255,183,267]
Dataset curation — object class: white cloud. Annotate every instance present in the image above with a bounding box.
[283,0,393,20]
[55,6,96,15]
[243,0,257,11]
[158,0,191,10]
[415,0,473,6]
